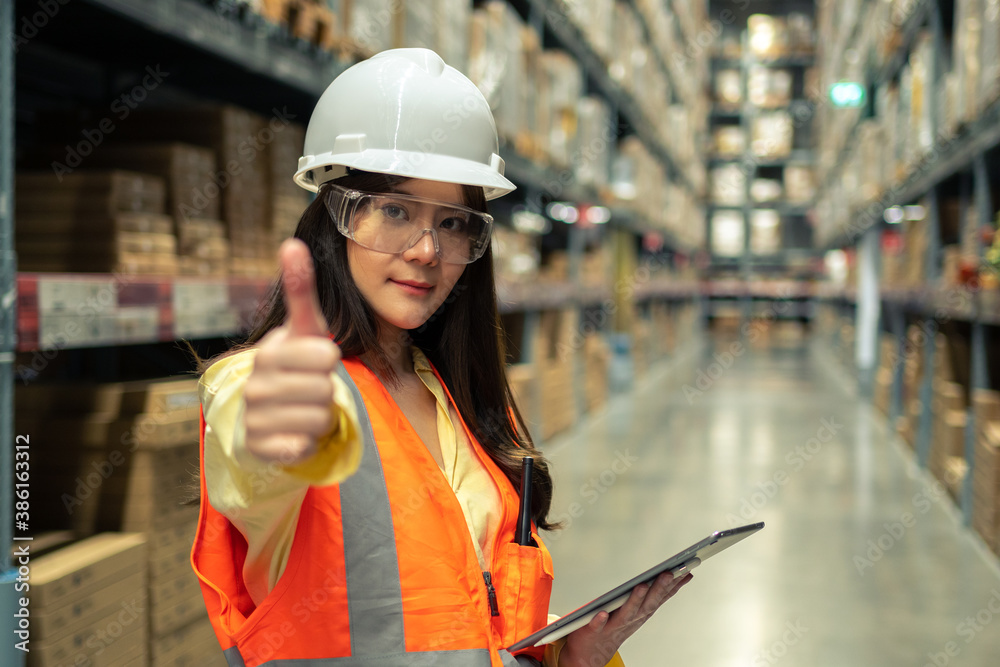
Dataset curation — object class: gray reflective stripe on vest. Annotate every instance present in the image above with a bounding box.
[500,649,541,666]
[224,647,246,667]
[251,649,494,666]
[219,366,505,667]
[335,364,407,655]
[226,646,495,667]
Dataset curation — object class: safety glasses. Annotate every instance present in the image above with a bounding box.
[323,184,493,264]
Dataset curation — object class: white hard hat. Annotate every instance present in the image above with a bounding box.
[294,48,516,201]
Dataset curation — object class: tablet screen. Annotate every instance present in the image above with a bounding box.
[507,522,764,651]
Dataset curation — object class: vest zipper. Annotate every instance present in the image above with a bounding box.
[482,571,500,617]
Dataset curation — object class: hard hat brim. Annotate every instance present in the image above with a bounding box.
[295,149,517,201]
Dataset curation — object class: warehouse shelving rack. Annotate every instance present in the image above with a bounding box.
[813,0,1000,532]
[704,3,821,332]
[520,0,703,198]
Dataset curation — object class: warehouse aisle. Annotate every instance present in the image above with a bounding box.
[540,336,1000,667]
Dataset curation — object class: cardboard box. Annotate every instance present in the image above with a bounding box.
[751,178,783,203]
[31,615,146,667]
[748,14,789,58]
[101,106,272,264]
[874,367,893,417]
[507,363,535,415]
[16,169,175,274]
[896,415,914,447]
[584,334,610,412]
[151,618,226,667]
[907,32,935,162]
[149,514,200,582]
[748,65,792,108]
[981,0,1000,107]
[14,212,173,236]
[76,142,221,222]
[150,566,203,625]
[945,456,969,501]
[711,165,747,206]
[954,0,983,124]
[16,377,198,420]
[264,119,308,243]
[574,96,612,188]
[533,309,579,439]
[973,388,1000,423]
[98,445,200,533]
[713,127,746,157]
[931,410,968,483]
[34,570,145,641]
[784,166,815,203]
[18,231,177,257]
[972,422,1000,551]
[31,533,147,610]
[714,69,742,106]
[17,170,166,216]
[150,584,208,638]
[27,533,148,665]
[935,381,966,414]
[751,112,793,158]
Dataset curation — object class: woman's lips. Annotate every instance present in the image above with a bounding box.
[391,279,433,295]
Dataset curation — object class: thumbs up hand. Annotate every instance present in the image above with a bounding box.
[243,239,341,465]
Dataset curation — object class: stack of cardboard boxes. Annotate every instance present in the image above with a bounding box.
[534,308,580,440]
[29,534,149,667]
[342,0,472,65]
[818,0,1000,241]
[28,104,310,279]
[583,334,610,413]
[83,143,230,277]
[16,170,177,276]
[930,333,971,497]
[91,379,215,667]
[896,324,926,448]
[265,122,311,248]
[111,106,276,277]
[15,377,225,666]
[972,389,1000,555]
[874,334,897,418]
[616,136,704,247]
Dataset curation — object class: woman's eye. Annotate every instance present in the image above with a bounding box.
[439,216,467,232]
[381,204,408,221]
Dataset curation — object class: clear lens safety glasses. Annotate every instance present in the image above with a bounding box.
[323,184,493,264]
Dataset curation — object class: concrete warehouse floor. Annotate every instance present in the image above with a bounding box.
[540,336,1000,667]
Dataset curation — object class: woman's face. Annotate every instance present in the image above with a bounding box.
[346,178,469,337]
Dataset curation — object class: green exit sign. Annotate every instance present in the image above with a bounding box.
[829,82,866,108]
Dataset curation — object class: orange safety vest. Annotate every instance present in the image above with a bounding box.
[191,356,553,666]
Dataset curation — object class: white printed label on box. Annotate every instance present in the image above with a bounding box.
[39,313,118,349]
[174,309,240,339]
[173,280,230,313]
[38,278,118,314]
[116,306,161,342]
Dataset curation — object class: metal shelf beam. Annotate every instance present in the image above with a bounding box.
[81,0,351,97]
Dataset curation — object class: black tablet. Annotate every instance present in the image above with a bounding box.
[507,522,765,651]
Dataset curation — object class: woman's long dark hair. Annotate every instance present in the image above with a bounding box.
[202,170,558,531]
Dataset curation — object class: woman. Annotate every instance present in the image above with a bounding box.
[192,48,689,667]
